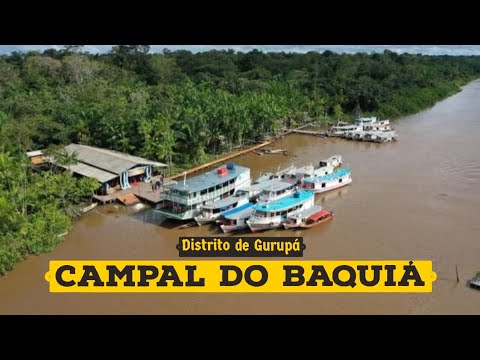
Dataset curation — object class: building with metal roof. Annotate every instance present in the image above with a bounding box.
[52,144,167,190]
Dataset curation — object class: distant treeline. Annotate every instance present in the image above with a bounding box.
[1,46,480,166]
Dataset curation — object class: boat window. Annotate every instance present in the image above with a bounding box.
[229,179,235,184]
[281,211,287,216]
[339,178,343,183]
[208,187,214,193]
[322,183,326,188]
[200,189,207,195]
[216,184,222,190]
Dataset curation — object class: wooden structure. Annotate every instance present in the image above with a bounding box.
[54,144,167,190]
[27,150,48,165]
[168,141,272,180]
[117,193,141,206]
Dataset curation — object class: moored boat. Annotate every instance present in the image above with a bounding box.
[301,168,352,194]
[217,202,256,233]
[194,195,250,225]
[155,162,251,220]
[246,190,315,232]
[235,179,286,201]
[253,164,296,184]
[470,274,480,290]
[283,205,334,229]
[256,181,297,203]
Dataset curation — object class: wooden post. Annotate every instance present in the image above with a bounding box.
[456,265,459,283]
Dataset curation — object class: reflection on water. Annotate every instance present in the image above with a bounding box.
[2,81,480,314]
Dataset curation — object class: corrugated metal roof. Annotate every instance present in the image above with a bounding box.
[254,190,314,212]
[202,195,249,209]
[221,202,255,220]
[27,150,44,157]
[288,205,323,220]
[303,168,351,184]
[259,181,295,192]
[240,179,284,192]
[166,164,250,193]
[64,144,167,174]
[57,162,118,183]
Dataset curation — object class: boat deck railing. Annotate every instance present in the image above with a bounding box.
[161,182,237,205]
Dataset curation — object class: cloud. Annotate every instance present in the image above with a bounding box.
[2,45,480,56]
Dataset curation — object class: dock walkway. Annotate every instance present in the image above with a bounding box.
[168,141,272,180]
[93,177,174,205]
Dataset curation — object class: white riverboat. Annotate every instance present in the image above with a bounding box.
[155,163,251,220]
[293,155,342,179]
[253,164,297,184]
[246,190,315,232]
[235,179,287,201]
[217,202,256,233]
[333,117,392,138]
[256,181,298,202]
[301,168,352,194]
[194,194,250,225]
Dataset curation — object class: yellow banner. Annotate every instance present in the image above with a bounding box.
[44,260,437,293]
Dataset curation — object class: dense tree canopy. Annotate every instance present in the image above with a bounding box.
[1,46,480,274]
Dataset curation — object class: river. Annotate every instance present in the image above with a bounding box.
[1,81,480,314]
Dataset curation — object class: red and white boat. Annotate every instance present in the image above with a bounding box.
[283,205,334,229]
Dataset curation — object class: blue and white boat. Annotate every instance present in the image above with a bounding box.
[235,179,287,201]
[155,163,251,220]
[256,181,297,203]
[301,168,352,194]
[194,194,250,225]
[246,190,315,232]
[217,201,256,233]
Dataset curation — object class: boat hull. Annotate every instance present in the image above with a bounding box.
[246,220,285,232]
[309,178,352,194]
[194,216,218,226]
[220,224,248,233]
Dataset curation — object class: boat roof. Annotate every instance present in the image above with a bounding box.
[255,190,313,212]
[203,195,248,209]
[303,168,351,184]
[260,181,295,192]
[288,205,324,220]
[222,202,256,219]
[355,116,377,123]
[240,179,283,192]
[165,164,249,193]
[295,165,314,174]
[309,209,332,221]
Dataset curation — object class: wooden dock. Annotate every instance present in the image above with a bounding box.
[290,129,326,136]
[280,123,313,135]
[168,141,272,180]
[93,177,174,205]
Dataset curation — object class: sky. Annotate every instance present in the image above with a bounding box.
[1,45,480,56]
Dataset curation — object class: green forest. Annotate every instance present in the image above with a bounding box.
[1,45,480,275]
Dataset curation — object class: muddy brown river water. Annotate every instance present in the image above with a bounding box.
[1,81,480,314]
